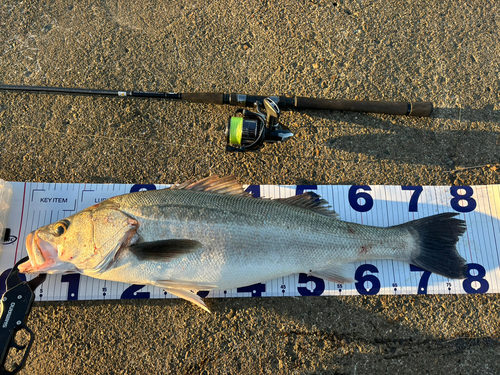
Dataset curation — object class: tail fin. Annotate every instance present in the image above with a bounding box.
[398,213,468,279]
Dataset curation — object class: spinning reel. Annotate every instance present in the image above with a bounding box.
[225,98,294,152]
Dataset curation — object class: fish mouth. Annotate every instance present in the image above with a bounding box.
[19,231,59,274]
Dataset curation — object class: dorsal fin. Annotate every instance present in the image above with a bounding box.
[169,176,337,217]
[275,192,339,218]
[169,175,251,197]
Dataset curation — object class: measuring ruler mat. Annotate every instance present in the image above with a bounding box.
[1,182,499,302]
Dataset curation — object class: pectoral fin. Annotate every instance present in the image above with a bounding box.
[310,264,355,284]
[163,287,211,313]
[128,239,202,261]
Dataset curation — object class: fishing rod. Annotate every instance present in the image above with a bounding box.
[0,84,433,152]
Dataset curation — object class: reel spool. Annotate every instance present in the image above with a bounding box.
[225,98,294,152]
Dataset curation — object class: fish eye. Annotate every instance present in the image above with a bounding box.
[53,220,70,236]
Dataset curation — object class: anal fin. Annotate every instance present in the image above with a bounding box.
[155,280,217,290]
[310,263,355,284]
[155,280,215,313]
[163,287,211,313]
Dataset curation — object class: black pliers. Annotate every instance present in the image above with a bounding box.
[0,257,46,374]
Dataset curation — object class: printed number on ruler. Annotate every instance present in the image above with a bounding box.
[450,186,476,212]
[349,186,373,212]
[353,264,490,296]
[297,273,325,296]
[121,284,150,299]
[348,185,477,213]
[355,264,381,295]
[245,185,261,197]
[296,185,318,196]
[61,274,80,300]
[401,186,423,212]
[349,185,424,212]
[411,263,489,295]
[463,264,489,294]
[130,184,157,193]
[410,265,432,294]
[237,283,266,297]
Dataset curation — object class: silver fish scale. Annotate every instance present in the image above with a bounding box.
[98,189,414,290]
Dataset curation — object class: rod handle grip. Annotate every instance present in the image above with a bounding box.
[181,92,224,105]
[294,97,433,117]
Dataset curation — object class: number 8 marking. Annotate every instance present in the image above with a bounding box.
[463,263,489,294]
[450,186,476,212]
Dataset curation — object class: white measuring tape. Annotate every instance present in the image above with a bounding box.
[1,182,498,302]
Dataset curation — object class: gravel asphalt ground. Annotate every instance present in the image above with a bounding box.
[1,1,499,374]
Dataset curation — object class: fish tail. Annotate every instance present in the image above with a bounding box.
[399,213,468,279]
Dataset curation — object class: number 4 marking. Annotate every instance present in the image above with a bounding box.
[237,283,266,297]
